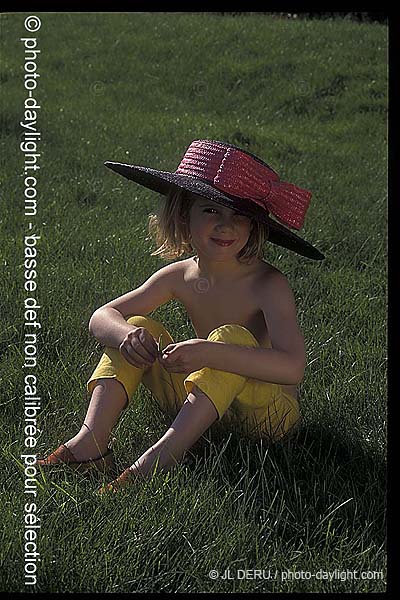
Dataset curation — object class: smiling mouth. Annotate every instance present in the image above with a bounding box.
[211,238,235,247]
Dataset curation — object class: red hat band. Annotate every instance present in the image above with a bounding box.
[176,140,311,230]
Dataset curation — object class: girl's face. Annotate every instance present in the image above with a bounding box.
[188,195,253,260]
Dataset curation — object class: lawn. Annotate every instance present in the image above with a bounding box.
[1,11,387,593]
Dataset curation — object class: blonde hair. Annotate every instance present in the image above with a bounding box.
[147,188,269,263]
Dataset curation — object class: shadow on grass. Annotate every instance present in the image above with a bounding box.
[186,421,387,549]
[35,391,386,555]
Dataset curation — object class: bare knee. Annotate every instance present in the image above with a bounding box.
[207,324,258,348]
[188,384,210,402]
[91,378,129,407]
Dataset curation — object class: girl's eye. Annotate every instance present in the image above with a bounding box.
[203,208,248,219]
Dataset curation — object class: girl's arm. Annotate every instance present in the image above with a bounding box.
[88,262,179,348]
[204,271,306,385]
[204,343,304,385]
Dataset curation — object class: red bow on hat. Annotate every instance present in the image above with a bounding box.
[176,140,312,230]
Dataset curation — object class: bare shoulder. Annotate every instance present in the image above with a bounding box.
[154,258,188,277]
[170,256,196,286]
[252,260,291,289]
[150,258,188,298]
[98,259,187,317]
[253,261,296,310]
[155,257,199,297]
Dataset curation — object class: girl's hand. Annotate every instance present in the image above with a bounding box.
[119,327,158,368]
[158,339,209,374]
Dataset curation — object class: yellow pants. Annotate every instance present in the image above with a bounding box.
[87,315,301,441]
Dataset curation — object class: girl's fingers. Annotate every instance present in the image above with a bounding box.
[125,344,148,364]
[162,343,174,354]
[137,329,158,360]
[140,339,158,361]
[121,346,152,368]
[134,340,157,363]
[147,338,159,357]
[120,347,141,367]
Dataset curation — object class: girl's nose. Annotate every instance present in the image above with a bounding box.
[216,213,234,229]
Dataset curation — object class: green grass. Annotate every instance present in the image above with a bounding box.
[1,12,387,593]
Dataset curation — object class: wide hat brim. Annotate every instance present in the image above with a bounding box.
[105,161,325,261]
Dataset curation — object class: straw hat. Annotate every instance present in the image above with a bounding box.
[105,139,325,260]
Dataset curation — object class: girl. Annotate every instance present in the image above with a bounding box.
[38,139,324,493]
